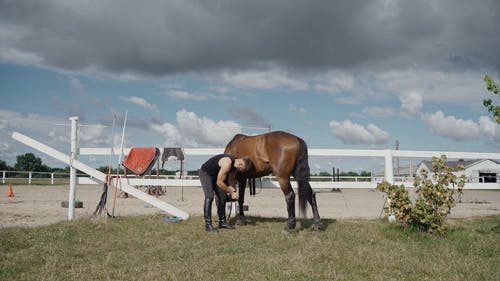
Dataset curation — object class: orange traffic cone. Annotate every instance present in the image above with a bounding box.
[7,183,14,198]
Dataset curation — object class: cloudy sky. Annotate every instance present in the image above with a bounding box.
[1,0,499,173]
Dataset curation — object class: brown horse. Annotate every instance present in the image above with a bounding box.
[224,131,322,232]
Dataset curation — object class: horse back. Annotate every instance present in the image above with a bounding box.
[224,131,301,178]
[225,133,271,177]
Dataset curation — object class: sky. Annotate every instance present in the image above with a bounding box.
[0,0,499,174]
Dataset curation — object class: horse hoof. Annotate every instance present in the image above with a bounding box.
[282,225,295,234]
[236,218,246,226]
[313,224,323,232]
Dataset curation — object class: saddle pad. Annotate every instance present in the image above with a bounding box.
[122,147,160,176]
[161,147,185,168]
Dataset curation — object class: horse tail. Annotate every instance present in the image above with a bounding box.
[293,137,312,218]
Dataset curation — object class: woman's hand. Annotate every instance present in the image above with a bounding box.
[230,190,239,201]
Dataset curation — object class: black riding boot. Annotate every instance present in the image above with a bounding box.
[217,197,234,229]
[219,214,234,229]
[204,198,217,233]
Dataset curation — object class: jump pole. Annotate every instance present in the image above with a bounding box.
[11,132,189,220]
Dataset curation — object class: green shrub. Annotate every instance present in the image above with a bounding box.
[377,155,466,236]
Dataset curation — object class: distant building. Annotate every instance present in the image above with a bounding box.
[373,163,418,181]
[415,159,500,183]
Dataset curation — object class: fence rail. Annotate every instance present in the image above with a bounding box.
[1,170,80,184]
[3,170,498,190]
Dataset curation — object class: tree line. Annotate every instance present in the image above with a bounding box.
[0,153,197,176]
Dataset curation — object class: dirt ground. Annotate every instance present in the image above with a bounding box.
[1,184,500,228]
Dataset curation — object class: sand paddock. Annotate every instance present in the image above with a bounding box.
[1,184,499,228]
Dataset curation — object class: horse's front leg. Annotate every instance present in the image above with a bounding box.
[279,177,296,233]
[236,177,247,226]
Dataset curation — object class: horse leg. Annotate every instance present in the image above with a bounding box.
[308,191,322,232]
[279,177,296,233]
[236,177,247,226]
[298,178,322,232]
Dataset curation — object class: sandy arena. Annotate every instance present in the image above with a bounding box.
[1,184,500,228]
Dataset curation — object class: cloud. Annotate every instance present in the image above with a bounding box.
[120,96,157,110]
[400,91,423,116]
[0,109,62,136]
[150,109,241,147]
[165,90,207,101]
[313,71,363,104]
[361,107,394,119]
[1,0,498,77]
[70,76,84,95]
[0,48,43,66]
[0,109,108,165]
[221,68,308,90]
[150,122,182,147]
[289,104,307,114]
[423,111,499,142]
[313,71,356,94]
[329,119,390,145]
[309,68,493,108]
[376,69,490,104]
[227,106,269,127]
[478,116,496,137]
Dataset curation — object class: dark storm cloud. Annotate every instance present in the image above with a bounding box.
[227,105,270,127]
[1,0,499,75]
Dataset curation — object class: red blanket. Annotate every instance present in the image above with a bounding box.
[122,147,160,176]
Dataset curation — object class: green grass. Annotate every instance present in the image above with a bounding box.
[1,216,499,281]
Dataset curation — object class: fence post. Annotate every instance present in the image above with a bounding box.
[2,170,5,184]
[384,150,394,184]
[68,116,78,221]
[29,171,32,184]
[51,173,54,185]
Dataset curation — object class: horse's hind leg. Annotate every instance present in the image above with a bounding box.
[279,177,296,233]
[296,177,322,232]
[309,192,322,231]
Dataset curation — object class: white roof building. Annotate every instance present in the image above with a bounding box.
[415,159,500,183]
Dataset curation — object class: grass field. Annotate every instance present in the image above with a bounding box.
[1,215,499,281]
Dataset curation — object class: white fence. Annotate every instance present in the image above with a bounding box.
[4,171,498,190]
[5,149,499,191]
[1,170,74,184]
[77,147,500,190]
[9,117,500,221]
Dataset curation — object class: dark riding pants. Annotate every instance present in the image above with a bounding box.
[199,169,229,220]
